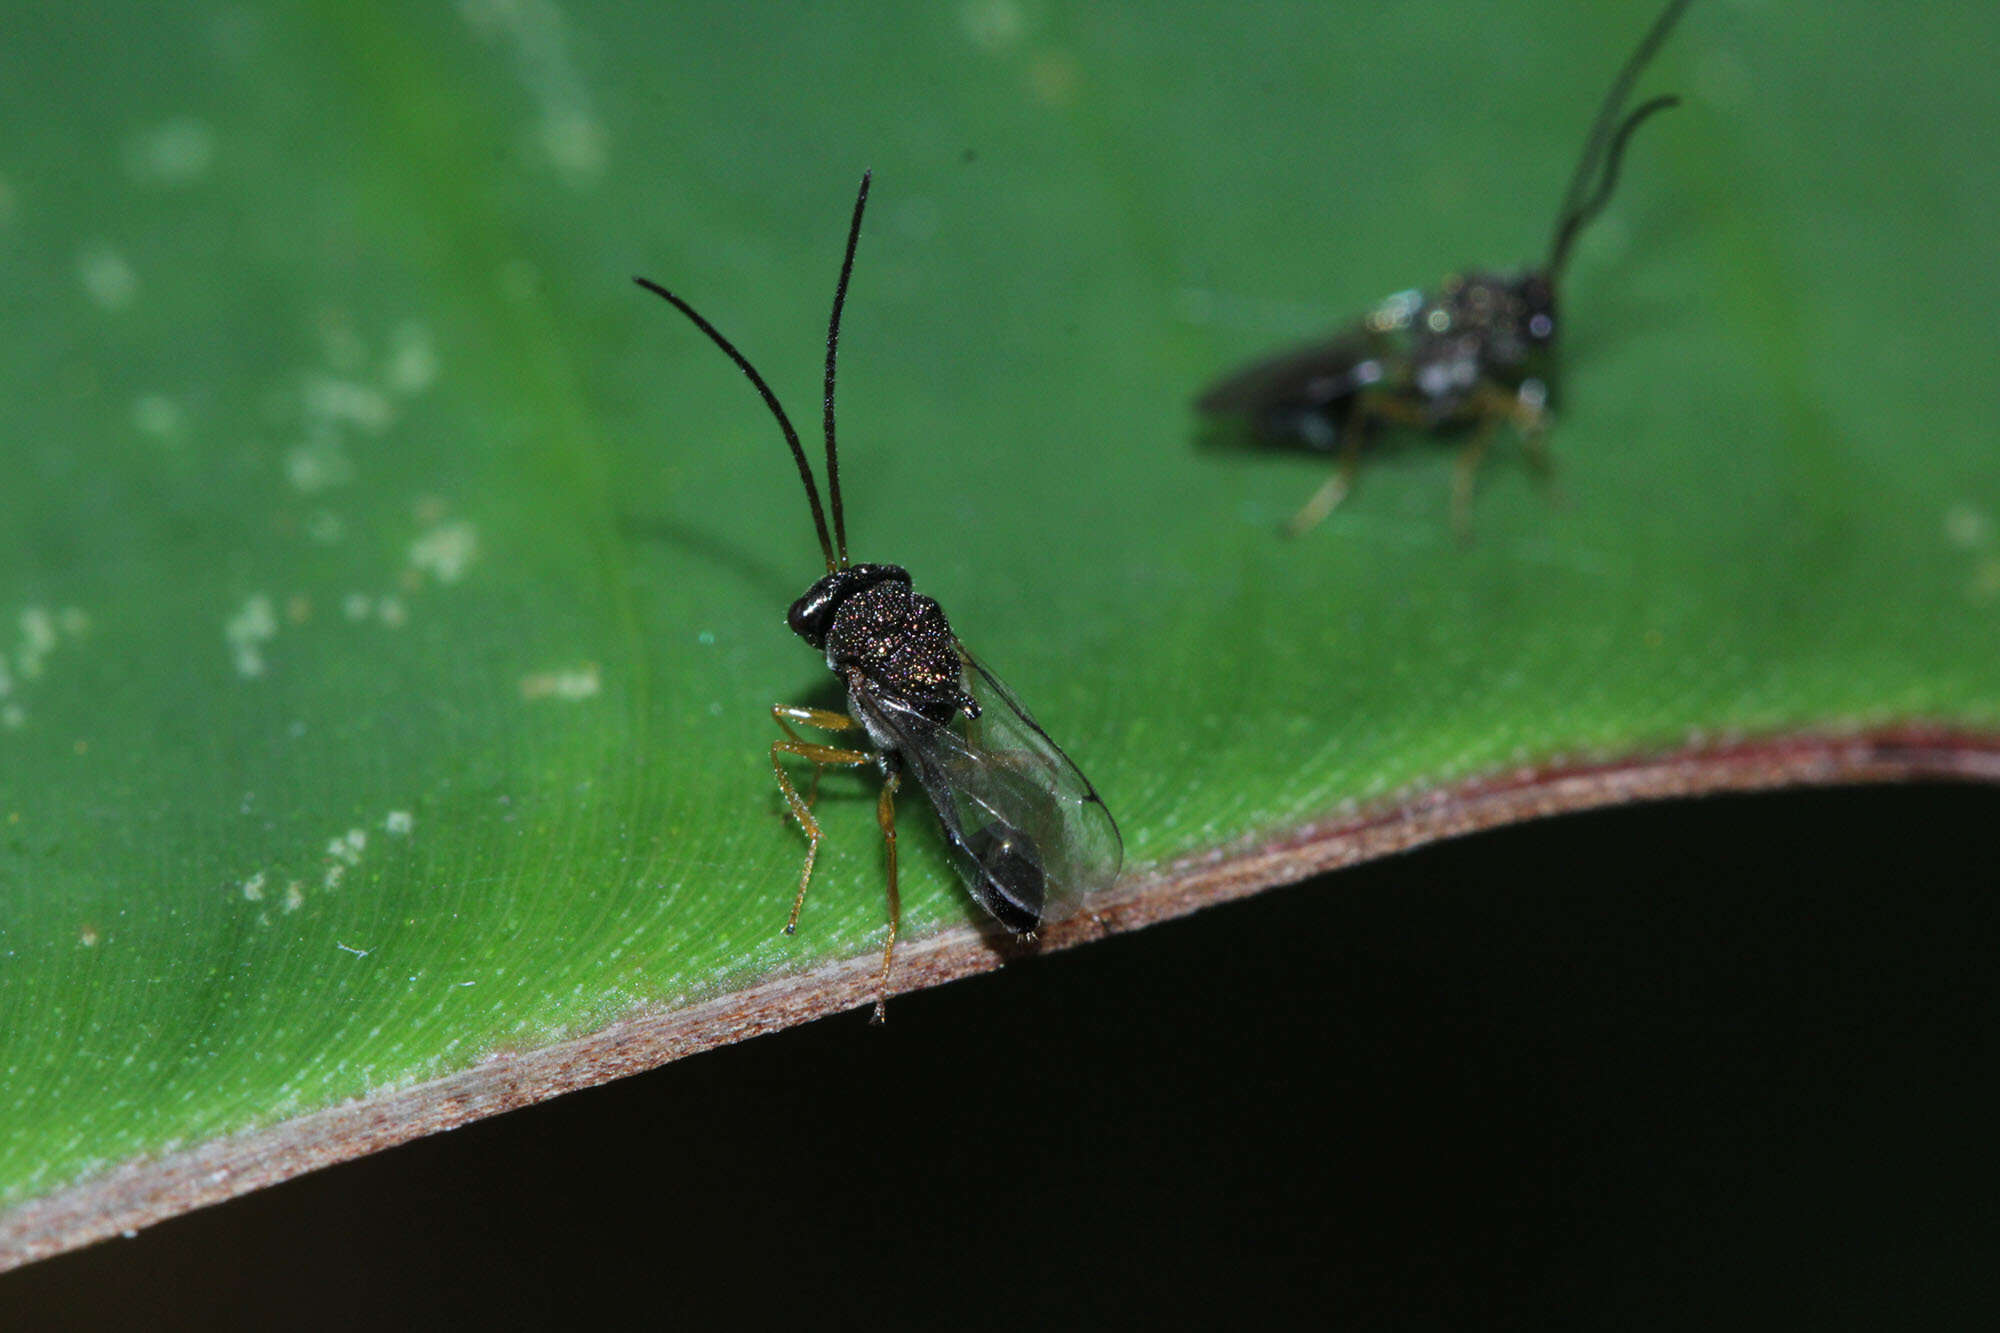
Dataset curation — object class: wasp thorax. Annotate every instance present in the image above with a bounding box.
[791,563,976,722]
[786,563,910,647]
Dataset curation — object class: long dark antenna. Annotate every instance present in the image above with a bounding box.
[633,275,838,573]
[822,171,871,571]
[1546,0,1691,278]
[1547,94,1680,279]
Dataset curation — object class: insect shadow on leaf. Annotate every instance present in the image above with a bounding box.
[635,174,1122,1022]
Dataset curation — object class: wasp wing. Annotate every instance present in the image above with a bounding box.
[1196,289,1429,446]
[868,646,1121,936]
[1196,327,1380,415]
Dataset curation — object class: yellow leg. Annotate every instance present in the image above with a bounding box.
[1522,421,1554,479]
[769,704,870,935]
[1452,419,1495,545]
[870,770,901,1025]
[772,704,857,736]
[773,705,857,808]
[1284,432,1363,537]
[1512,386,1563,511]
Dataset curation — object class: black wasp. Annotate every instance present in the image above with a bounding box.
[635,173,1122,1022]
[1197,0,1691,538]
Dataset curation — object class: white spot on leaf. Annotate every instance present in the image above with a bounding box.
[303,375,395,434]
[132,394,186,438]
[384,321,439,395]
[1944,502,1991,551]
[960,0,1026,49]
[538,108,607,181]
[77,243,138,310]
[224,594,278,678]
[327,831,366,866]
[285,425,354,494]
[460,0,608,185]
[520,663,600,701]
[19,608,57,671]
[409,520,478,584]
[123,116,217,185]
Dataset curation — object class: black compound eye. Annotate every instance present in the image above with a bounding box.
[787,583,841,644]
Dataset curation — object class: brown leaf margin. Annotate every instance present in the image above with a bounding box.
[6,724,1999,1271]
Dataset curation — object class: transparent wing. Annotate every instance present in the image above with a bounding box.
[867,645,1122,936]
[1195,327,1378,416]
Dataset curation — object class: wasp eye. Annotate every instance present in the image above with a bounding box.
[786,586,839,646]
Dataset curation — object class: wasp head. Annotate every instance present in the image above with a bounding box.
[1515,272,1557,349]
[786,563,911,649]
[1436,271,1558,385]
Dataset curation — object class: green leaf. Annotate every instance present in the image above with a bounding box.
[4,0,1996,1264]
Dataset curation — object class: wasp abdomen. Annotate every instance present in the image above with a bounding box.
[964,820,1047,935]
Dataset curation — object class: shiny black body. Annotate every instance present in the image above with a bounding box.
[789,564,974,729]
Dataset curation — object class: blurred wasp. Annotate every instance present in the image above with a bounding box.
[1196,0,1692,538]
[635,173,1122,1022]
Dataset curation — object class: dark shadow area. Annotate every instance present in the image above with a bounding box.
[1558,190,1689,381]
[616,511,800,607]
[10,784,2000,1329]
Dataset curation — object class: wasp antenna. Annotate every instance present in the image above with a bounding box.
[1547,0,1692,277]
[633,275,837,572]
[822,171,872,571]
[1546,94,1680,280]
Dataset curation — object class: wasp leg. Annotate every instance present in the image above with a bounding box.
[1451,418,1497,545]
[1523,428,1556,484]
[770,708,871,935]
[1510,382,1565,510]
[1284,430,1364,538]
[869,769,901,1025]
[773,705,857,809]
